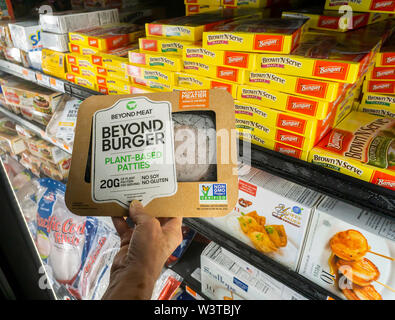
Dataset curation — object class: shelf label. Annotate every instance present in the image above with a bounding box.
[36,73,50,86]
[22,68,36,82]
[50,77,65,93]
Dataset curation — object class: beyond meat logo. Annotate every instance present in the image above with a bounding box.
[206,33,244,45]
[254,35,283,52]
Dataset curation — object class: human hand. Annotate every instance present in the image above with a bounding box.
[102,200,183,300]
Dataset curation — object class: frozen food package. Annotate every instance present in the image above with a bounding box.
[203,163,322,270]
[39,9,118,34]
[69,218,120,300]
[299,196,395,300]
[46,95,82,147]
[66,89,238,218]
[41,32,69,52]
[145,11,241,42]
[151,269,183,300]
[1,77,63,116]
[201,242,308,300]
[309,111,395,191]
[69,23,145,52]
[165,226,196,267]
[325,0,395,13]
[35,178,87,284]
[202,17,307,54]
[376,31,395,67]
[41,49,67,79]
[0,118,27,155]
[282,7,391,32]
[8,21,42,52]
[253,30,382,83]
[2,46,22,64]
[2,153,34,191]
[0,20,14,48]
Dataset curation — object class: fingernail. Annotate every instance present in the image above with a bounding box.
[130,200,142,209]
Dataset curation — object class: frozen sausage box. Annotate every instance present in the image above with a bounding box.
[66,89,238,217]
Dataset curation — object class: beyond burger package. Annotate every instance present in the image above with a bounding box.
[298,196,395,300]
[66,89,238,217]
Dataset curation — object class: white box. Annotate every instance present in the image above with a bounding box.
[39,9,118,34]
[299,196,395,300]
[203,164,322,270]
[201,242,307,300]
[9,21,42,52]
[41,31,69,52]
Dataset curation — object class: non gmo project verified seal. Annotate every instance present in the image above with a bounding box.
[199,183,227,204]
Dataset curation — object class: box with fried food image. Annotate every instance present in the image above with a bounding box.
[202,163,323,270]
[299,196,395,300]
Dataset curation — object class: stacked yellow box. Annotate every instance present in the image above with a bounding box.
[128,10,254,93]
[201,17,392,159]
[67,23,145,94]
[359,30,395,118]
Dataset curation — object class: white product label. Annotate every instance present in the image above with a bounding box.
[92,97,177,208]
[56,99,81,144]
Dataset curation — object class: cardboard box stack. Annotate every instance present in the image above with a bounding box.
[359,30,395,118]
[127,10,258,94]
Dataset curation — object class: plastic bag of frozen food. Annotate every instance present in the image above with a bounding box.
[69,217,120,300]
[151,269,183,300]
[35,178,87,285]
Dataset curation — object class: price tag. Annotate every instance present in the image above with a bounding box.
[36,73,50,86]
[22,68,36,82]
[12,64,23,75]
[50,77,65,93]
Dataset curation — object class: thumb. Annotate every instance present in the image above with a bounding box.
[129,200,154,225]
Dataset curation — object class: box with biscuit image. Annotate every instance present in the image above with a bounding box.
[298,196,395,300]
[65,89,238,218]
[202,163,323,270]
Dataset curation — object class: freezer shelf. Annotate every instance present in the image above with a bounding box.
[0,105,72,154]
[184,218,340,300]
